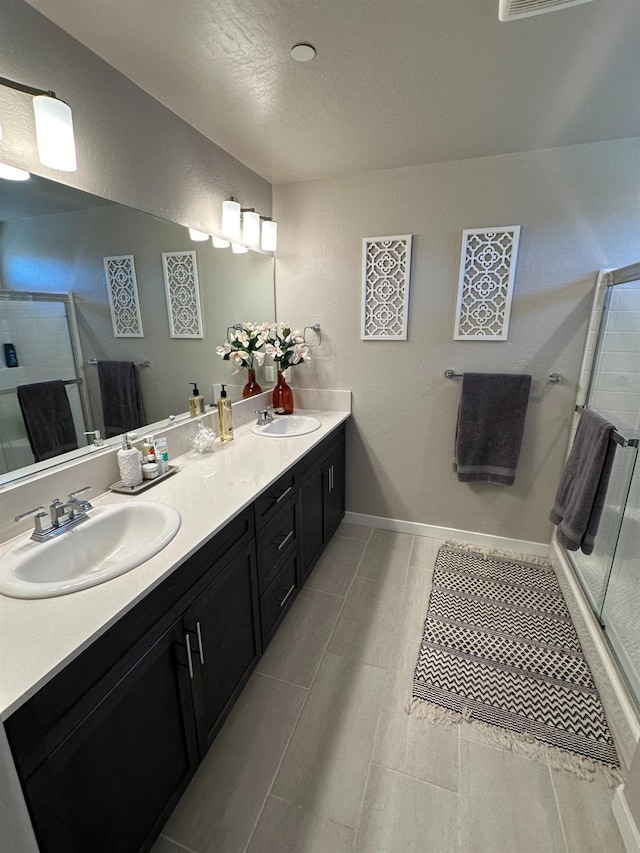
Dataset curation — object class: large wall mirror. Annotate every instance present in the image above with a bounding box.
[0,174,275,486]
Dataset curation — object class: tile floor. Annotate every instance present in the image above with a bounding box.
[152,526,626,853]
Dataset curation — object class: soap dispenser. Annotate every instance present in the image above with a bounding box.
[117,433,143,487]
[189,382,206,417]
[217,384,234,442]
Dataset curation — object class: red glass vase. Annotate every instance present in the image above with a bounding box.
[272,370,294,415]
[242,368,262,398]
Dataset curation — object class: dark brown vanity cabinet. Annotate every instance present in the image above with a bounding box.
[5,423,346,853]
[298,427,346,583]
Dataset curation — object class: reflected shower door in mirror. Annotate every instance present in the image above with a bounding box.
[0,173,275,485]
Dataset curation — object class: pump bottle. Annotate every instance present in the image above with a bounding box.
[217,384,233,442]
[189,382,206,417]
[117,433,143,487]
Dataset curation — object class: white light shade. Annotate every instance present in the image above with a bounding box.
[0,163,30,181]
[221,199,241,240]
[32,95,77,171]
[242,211,260,247]
[212,235,230,248]
[188,228,209,241]
[231,242,249,254]
[261,220,278,252]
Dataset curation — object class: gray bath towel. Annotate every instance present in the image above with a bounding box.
[454,372,532,486]
[550,409,617,555]
[17,380,79,462]
[97,360,147,438]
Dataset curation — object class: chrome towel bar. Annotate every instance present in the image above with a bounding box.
[444,369,562,384]
[574,405,639,449]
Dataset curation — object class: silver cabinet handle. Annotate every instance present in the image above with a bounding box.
[276,486,292,503]
[328,465,333,493]
[278,530,294,551]
[196,621,205,665]
[185,633,194,679]
[279,584,296,609]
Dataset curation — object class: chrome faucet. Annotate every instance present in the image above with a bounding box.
[84,430,104,447]
[15,486,93,542]
[255,407,274,426]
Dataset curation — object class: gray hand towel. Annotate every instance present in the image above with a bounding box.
[17,380,79,463]
[454,372,532,486]
[550,409,617,555]
[97,360,147,439]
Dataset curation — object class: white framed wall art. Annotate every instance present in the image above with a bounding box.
[361,235,413,341]
[103,255,144,338]
[453,226,521,341]
[161,250,203,339]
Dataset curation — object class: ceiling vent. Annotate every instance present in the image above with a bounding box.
[499,0,594,21]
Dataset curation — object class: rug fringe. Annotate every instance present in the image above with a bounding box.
[444,539,552,567]
[405,698,623,787]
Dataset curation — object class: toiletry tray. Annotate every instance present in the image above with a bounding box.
[109,465,179,495]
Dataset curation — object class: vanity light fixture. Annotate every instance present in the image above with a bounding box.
[261,219,278,252]
[0,75,77,172]
[231,242,249,254]
[188,228,209,241]
[242,210,261,247]
[0,162,30,181]
[212,235,230,249]
[221,198,241,241]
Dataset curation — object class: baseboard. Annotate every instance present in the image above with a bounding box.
[342,512,549,558]
[613,785,640,853]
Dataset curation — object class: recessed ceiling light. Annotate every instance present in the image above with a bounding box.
[290,43,316,63]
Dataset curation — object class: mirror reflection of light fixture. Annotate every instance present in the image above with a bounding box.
[221,198,241,241]
[0,75,77,172]
[212,235,230,249]
[261,219,278,252]
[0,162,30,181]
[231,242,249,254]
[188,228,209,241]
[242,210,261,247]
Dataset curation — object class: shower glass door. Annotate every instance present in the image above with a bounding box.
[569,268,640,703]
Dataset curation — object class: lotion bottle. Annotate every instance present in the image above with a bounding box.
[117,433,143,487]
[217,384,233,442]
[189,382,206,417]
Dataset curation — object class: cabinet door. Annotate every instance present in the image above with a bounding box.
[299,463,325,581]
[324,441,345,540]
[23,620,198,853]
[185,542,261,757]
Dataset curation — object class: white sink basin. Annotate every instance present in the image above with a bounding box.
[0,502,181,599]
[251,415,322,438]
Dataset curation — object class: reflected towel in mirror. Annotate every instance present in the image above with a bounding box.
[97,360,147,438]
[17,380,79,462]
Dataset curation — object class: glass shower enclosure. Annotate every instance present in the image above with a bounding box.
[568,263,640,703]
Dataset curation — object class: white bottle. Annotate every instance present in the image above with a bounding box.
[117,433,143,488]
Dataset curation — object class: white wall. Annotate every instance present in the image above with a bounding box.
[274,137,640,544]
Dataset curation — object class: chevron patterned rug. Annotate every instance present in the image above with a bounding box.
[409,544,620,782]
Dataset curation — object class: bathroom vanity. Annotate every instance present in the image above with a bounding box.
[0,411,348,853]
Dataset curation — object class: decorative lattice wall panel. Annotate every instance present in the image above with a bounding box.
[361,235,412,340]
[162,251,203,339]
[103,255,143,338]
[454,226,521,341]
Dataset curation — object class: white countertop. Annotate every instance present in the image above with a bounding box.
[0,409,350,720]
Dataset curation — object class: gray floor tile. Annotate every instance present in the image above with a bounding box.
[337,522,372,541]
[410,535,443,569]
[551,768,625,853]
[354,763,459,853]
[162,672,306,853]
[272,652,386,829]
[395,565,433,643]
[460,739,566,853]
[327,575,403,669]
[374,636,458,791]
[305,535,366,596]
[150,836,198,853]
[246,795,354,853]
[256,587,343,687]
[357,529,413,586]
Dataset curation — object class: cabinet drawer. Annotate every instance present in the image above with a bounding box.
[256,500,297,593]
[260,552,298,648]
[253,469,297,530]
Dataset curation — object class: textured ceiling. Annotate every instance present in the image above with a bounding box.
[23,0,640,184]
